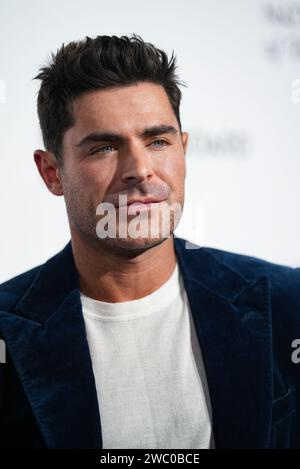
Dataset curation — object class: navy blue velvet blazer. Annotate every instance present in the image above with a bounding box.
[0,236,299,448]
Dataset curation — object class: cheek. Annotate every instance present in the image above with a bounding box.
[161,151,185,184]
[71,163,115,199]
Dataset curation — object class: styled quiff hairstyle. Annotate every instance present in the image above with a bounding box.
[33,34,185,167]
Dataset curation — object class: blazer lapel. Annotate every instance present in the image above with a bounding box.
[0,242,102,448]
[174,237,273,448]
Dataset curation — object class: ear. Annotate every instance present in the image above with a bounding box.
[181,131,189,155]
[33,149,64,196]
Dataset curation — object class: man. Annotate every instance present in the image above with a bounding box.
[0,34,299,449]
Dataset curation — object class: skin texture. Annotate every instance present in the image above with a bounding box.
[34,82,188,302]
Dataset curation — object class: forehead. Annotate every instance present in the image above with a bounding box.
[70,82,177,135]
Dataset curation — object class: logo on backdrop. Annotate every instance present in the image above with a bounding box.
[187,129,252,160]
[262,2,300,62]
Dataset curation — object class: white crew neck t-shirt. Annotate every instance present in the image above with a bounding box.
[80,263,214,449]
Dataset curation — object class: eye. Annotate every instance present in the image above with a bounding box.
[149,139,170,149]
[90,145,117,155]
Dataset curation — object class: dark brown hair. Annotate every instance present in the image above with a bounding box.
[33,34,186,167]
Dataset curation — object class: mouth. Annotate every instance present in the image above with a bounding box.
[117,197,167,208]
[114,198,167,216]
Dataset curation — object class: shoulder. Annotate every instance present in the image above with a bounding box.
[203,246,300,310]
[203,245,300,286]
[175,236,300,287]
[0,264,43,312]
[176,236,300,320]
[203,246,300,344]
[0,241,72,312]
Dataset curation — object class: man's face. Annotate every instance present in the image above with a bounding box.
[60,81,188,253]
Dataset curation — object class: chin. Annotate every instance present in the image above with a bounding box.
[99,235,170,255]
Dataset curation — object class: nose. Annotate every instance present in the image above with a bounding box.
[120,143,154,184]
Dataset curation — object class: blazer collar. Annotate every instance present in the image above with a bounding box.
[0,236,272,448]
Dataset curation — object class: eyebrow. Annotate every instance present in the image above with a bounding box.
[75,125,178,148]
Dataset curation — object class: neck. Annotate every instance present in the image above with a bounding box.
[70,230,177,302]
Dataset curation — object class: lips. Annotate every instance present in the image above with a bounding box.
[127,197,165,206]
[117,197,166,208]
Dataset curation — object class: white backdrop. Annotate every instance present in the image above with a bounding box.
[1,0,300,282]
